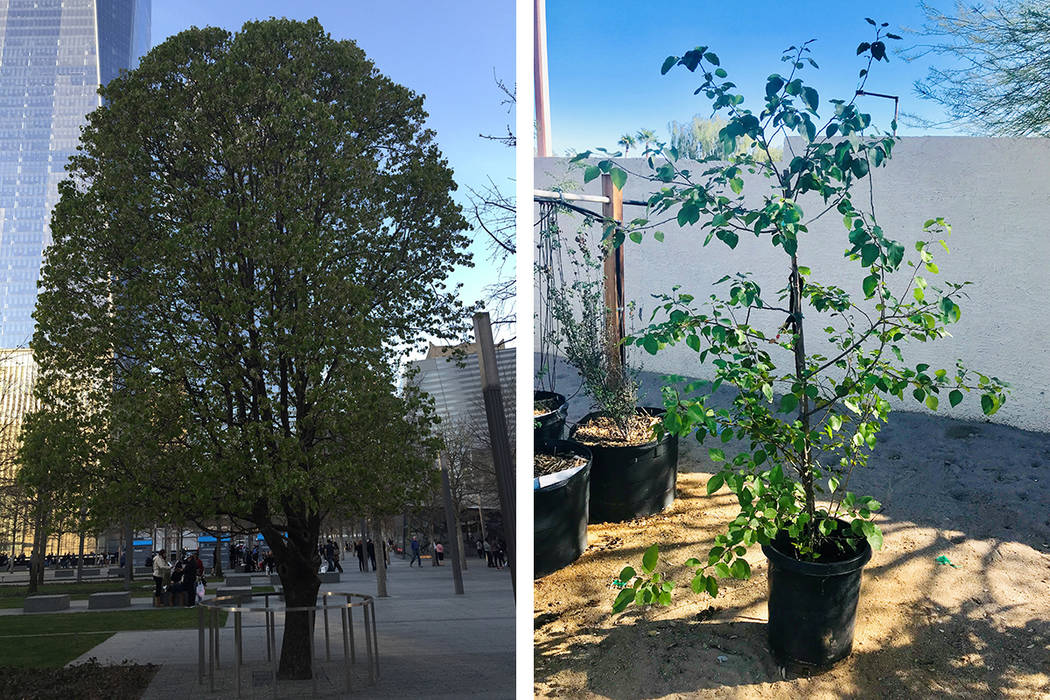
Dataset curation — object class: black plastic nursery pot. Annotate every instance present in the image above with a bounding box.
[534,390,568,449]
[534,440,592,578]
[760,527,873,667]
[570,407,678,524]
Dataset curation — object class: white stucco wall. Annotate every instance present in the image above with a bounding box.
[535,137,1050,433]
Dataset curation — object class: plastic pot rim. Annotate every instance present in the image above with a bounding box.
[761,527,873,578]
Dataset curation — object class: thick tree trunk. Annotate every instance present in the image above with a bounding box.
[266,517,321,680]
[454,511,467,571]
[124,523,134,584]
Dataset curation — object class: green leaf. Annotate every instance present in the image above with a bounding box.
[705,576,719,597]
[779,393,798,414]
[629,231,642,244]
[642,544,659,574]
[686,334,701,352]
[661,55,678,75]
[802,86,819,112]
[949,389,963,407]
[709,448,725,462]
[619,566,636,582]
[613,587,635,612]
[865,525,884,550]
[706,472,725,494]
[654,231,664,242]
[762,383,773,402]
[642,336,659,355]
[704,52,720,66]
[729,558,751,579]
[861,243,879,267]
[583,166,600,183]
[610,167,627,191]
[862,274,878,298]
[714,68,728,78]
[981,394,995,415]
[684,558,702,568]
[925,394,939,411]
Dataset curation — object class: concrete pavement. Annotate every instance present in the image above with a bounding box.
[67,555,515,698]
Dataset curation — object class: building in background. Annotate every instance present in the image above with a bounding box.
[0,0,149,559]
[0,0,150,347]
[409,341,516,431]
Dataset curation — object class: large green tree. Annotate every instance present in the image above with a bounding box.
[908,0,1050,135]
[32,18,470,679]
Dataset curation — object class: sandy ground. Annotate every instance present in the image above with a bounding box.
[534,366,1050,699]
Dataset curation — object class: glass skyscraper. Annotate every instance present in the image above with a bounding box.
[0,0,149,348]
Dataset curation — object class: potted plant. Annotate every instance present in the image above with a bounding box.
[540,220,679,524]
[534,439,592,577]
[534,389,568,448]
[590,23,1008,667]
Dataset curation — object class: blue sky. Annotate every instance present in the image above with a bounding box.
[151,1,515,329]
[544,0,964,154]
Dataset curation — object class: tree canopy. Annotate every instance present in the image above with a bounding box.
[31,17,471,678]
[908,0,1050,135]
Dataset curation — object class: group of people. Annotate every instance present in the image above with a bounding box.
[148,549,205,607]
[476,537,508,569]
[408,535,446,567]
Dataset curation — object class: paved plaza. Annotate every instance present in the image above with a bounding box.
[5,555,515,698]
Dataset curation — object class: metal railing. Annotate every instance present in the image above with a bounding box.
[197,590,379,697]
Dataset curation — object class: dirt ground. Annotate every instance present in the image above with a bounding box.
[534,382,1050,699]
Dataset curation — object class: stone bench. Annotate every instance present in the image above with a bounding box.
[215,586,252,603]
[80,568,101,577]
[53,569,74,579]
[224,574,251,587]
[108,567,127,577]
[319,571,340,584]
[24,594,70,612]
[134,566,152,575]
[88,591,131,609]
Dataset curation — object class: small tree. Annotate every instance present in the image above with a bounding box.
[569,22,1008,610]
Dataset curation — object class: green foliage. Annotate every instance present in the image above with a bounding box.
[909,1,1050,136]
[600,22,1008,612]
[668,116,783,163]
[538,218,640,437]
[30,17,467,636]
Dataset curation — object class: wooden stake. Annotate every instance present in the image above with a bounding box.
[602,173,626,371]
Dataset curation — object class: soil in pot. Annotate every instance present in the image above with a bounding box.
[570,408,678,524]
[761,523,873,668]
[534,441,591,578]
[534,390,568,449]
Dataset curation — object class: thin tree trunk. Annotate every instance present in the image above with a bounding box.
[374,519,389,597]
[789,255,817,529]
[76,528,85,584]
[454,510,467,571]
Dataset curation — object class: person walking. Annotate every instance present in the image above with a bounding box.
[366,539,376,571]
[435,541,444,565]
[409,535,422,567]
[355,540,366,572]
[330,541,343,573]
[476,538,484,560]
[484,539,494,568]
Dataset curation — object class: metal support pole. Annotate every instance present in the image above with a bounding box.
[473,312,516,595]
[197,605,205,684]
[363,601,375,684]
[323,595,331,660]
[268,610,278,698]
[349,603,356,662]
[234,610,242,697]
[371,599,380,680]
[439,452,465,594]
[341,605,352,693]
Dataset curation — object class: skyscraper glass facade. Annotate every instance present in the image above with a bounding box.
[0,0,149,348]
